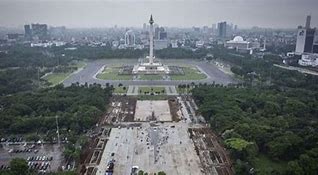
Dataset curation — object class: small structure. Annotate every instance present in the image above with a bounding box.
[298,53,318,66]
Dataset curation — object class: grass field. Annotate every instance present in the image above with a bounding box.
[253,154,287,174]
[139,74,163,80]
[170,67,207,80]
[176,87,193,94]
[138,86,166,95]
[44,73,70,86]
[44,61,86,86]
[114,87,128,93]
[96,66,133,80]
[137,95,168,100]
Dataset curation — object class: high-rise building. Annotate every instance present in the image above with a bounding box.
[158,27,167,40]
[306,15,311,28]
[24,23,48,40]
[295,15,317,54]
[143,23,147,31]
[24,25,32,40]
[313,32,318,53]
[124,30,135,46]
[218,22,227,38]
[154,27,160,40]
[31,24,48,40]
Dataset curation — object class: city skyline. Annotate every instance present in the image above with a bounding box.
[0,0,318,29]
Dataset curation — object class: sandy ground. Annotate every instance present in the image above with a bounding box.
[96,123,203,175]
[135,100,171,121]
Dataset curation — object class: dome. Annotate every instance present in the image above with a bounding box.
[233,36,244,42]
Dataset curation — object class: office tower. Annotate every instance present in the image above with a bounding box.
[306,15,311,28]
[218,22,227,38]
[124,30,135,46]
[24,25,32,40]
[31,23,48,40]
[143,23,147,31]
[295,15,316,54]
[158,27,167,40]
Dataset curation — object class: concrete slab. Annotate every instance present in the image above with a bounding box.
[135,100,171,121]
[96,123,203,175]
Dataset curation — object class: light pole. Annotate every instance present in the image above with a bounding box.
[55,115,60,147]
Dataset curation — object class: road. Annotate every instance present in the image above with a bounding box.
[63,59,237,87]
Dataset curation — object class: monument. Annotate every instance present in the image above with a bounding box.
[132,15,170,74]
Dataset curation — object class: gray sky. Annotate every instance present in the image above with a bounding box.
[0,0,317,28]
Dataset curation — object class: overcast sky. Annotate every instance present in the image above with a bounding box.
[0,0,317,28]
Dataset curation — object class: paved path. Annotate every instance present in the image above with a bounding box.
[127,86,138,96]
[63,59,237,87]
[165,86,178,95]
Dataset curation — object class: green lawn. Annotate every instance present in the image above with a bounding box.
[253,154,287,174]
[138,86,166,95]
[139,74,163,80]
[137,95,168,100]
[176,87,193,94]
[170,67,207,80]
[43,61,87,86]
[96,67,132,80]
[114,86,128,93]
[44,73,70,86]
[74,61,86,69]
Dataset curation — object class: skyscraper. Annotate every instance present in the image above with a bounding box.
[31,23,48,40]
[124,30,135,46]
[218,22,227,38]
[306,15,311,28]
[295,15,317,54]
[158,27,167,40]
[24,23,48,40]
[24,25,32,40]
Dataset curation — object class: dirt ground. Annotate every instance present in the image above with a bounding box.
[189,128,234,175]
[168,97,181,122]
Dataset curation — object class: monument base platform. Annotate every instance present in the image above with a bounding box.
[132,63,170,74]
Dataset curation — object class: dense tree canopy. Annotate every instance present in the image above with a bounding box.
[0,83,112,135]
[192,85,318,174]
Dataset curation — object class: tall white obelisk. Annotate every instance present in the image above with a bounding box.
[149,15,154,64]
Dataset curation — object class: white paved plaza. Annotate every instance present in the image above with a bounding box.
[134,100,172,121]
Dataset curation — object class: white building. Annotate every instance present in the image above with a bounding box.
[225,36,250,50]
[195,40,204,48]
[298,53,318,66]
[171,40,178,48]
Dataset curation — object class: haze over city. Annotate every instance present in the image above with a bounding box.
[0,0,318,28]
[1,0,318,175]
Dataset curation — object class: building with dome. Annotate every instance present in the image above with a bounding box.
[225,36,250,50]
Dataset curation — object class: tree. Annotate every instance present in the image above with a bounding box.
[10,158,29,175]
[287,161,304,175]
[157,171,166,175]
[138,170,144,175]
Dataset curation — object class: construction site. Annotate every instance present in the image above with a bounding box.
[79,95,233,175]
